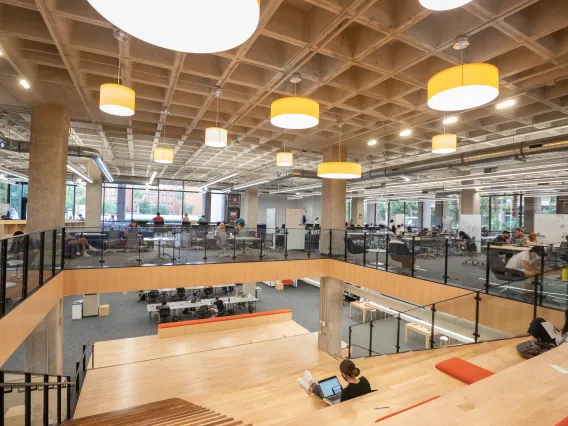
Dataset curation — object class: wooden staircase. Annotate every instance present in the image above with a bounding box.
[65,398,252,426]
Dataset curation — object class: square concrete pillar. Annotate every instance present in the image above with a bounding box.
[318,277,344,356]
[85,162,103,228]
[351,197,364,226]
[319,146,346,256]
[242,187,259,228]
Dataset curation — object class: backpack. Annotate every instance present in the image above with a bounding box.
[516,340,555,359]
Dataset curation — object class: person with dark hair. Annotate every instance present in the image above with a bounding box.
[390,219,396,234]
[528,311,568,347]
[153,212,164,225]
[493,230,511,244]
[506,246,544,294]
[297,360,372,403]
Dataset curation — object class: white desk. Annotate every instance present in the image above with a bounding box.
[367,248,386,267]
[234,236,261,255]
[146,237,175,259]
[147,296,258,321]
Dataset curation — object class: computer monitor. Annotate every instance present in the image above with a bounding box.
[318,376,342,398]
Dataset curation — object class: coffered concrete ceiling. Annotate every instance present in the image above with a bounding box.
[0,0,568,188]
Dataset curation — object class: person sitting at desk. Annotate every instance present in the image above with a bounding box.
[493,230,511,244]
[153,212,164,225]
[511,228,525,245]
[65,233,99,257]
[506,246,544,294]
[297,360,372,403]
[188,292,200,303]
[198,215,208,225]
[156,301,171,323]
[236,216,246,226]
[395,225,404,236]
[525,232,538,245]
[182,213,190,223]
[215,222,225,236]
[314,217,320,226]
[421,228,430,236]
[210,296,225,316]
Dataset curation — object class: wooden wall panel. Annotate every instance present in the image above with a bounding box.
[0,274,64,366]
[63,260,330,295]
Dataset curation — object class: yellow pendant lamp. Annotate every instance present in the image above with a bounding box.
[428,37,499,112]
[205,88,228,148]
[100,32,135,117]
[153,110,174,164]
[270,74,319,129]
[317,123,362,180]
[276,152,293,167]
[432,134,457,154]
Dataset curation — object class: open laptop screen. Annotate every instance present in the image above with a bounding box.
[318,376,342,398]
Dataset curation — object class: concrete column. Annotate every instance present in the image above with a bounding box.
[320,146,346,255]
[434,201,449,228]
[523,197,541,232]
[24,300,63,375]
[417,201,424,230]
[242,187,259,228]
[557,196,568,214]
[85,162,102,227]
[27,104,69,233]
[460,181,480,215]
[319,277,344,356]
[351,197,364,226]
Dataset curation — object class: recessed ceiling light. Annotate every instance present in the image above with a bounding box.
[19,79,30,89]
[368,139,377,146]
[0,50,3,56]
[400,129,412,137]
[496,99,517,110]
[443,116,458,125]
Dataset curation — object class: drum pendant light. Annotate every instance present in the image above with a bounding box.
[428,37,499,112]
[100,30,135,117]
[271,74,319,130]
[87,0,261,54]
[205,88,228,148]
[419,0,473,11]
[432,134,457,154]
[277,129,293,167]
[317,123,362,180]
[154,110,174,164]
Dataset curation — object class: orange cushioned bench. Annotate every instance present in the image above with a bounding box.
[435,357,494,385]
[158,309,293,339]
[556,416,568,426]
[375,396,440,423]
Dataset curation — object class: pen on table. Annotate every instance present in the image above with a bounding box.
[374,406,389,410]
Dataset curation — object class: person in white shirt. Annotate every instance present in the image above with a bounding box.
[506,246,543,293]
[314,217,320,225]
[528,311,568,348]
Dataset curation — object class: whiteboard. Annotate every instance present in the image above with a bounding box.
[285,208,304,229]
[266,208,276,230]
[459,214,481,250]
[534,214,568,244]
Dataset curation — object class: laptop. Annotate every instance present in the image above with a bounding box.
[318,376,343,405]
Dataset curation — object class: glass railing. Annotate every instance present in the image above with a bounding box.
[1,226,566,320]
[347,266,560,359]
[0,227,65,317]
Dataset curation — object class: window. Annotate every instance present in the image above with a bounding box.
[9,184,22,219]
[376,202,388,225]
[405,201,419,227]
[540,196,556,214]
[345,200,352,223]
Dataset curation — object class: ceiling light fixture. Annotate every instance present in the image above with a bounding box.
[271,74,319,129]
[428,37,499,111]
[148,171,157,186]
[67,163,94,184]
[19,79,30,89]
[200,172,238,190]
[87,0,260,54]
[100,30,135,116]
[233,179,271,190]
[0,166,27,180]
[419,0,473,11]
[496,99,517,110]
[270,184,322,194]
[400,129,412,137]
[368,139,377,146]
[432,134,458,154]
[317,123,362,180]
[443,116,458,125]
[153,109,174,164]
[205,88,228,148]
[277,127,293,167]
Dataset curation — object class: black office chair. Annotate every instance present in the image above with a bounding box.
[147,290,160,304]
[344,237,367,264]
[203,287,214,297]
[157,305,171,323]
[176,287,186,300]
[197,305,210,319]
[388,240,413,269]
[488,252,525,282]
[463,238,483,266]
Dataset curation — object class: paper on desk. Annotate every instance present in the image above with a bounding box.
[550,365,568,374]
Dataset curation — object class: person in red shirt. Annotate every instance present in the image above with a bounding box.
[153,212,164,225]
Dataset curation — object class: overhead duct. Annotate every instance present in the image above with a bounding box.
[360,135,568,181]
[1,139,114,182]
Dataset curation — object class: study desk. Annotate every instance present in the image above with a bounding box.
[349,301,378,323]
[146,237,175,259]
[147,296,258,321]
[234,236,261,255]
[404,322,431,349]
[367,248,386,267]
[144,285,234,297]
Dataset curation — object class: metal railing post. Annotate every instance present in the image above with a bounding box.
[539,249,545,306]
[533,275,539,319]
[348,326,352,359]
[485,242,490,294]
[22,235,29,298]
[328,229,332,259]
[43,374,49,426]
[411,236,416,277]
[307,229,312,259]
[0,371,4,426]
[385,234,390,271]
[284,229,288,260]
[430,304,436,349]
[66,376,71,420]
[39,232,45,287]
[444,238,449,284]
[75,362,81,391]
[82,344,87,372]
[25,372,31,426]
[203,231,207,262]
[52,230,57,275]
[0,240,7,316]
[259,232,264,261]
[474,292,481,343]
[91,343,95,369]
[60,228,66,270]
[363,232,367,266]
[368,321,373,357]
[99,229,105,266]
[232,233,237,262]
[396,313,401,353]
[57,375,62,425]
[344,230,347,262]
